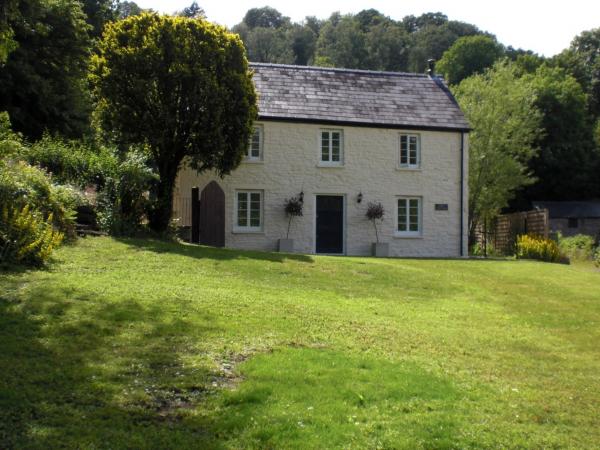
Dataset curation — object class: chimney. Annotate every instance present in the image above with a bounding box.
[427,59,435,77]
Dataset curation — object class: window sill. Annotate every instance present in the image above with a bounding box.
[232,229,264,235]
[242,159,264,164]
[393,233,423,239]
[317,163,345,168]
[396,167,422,172]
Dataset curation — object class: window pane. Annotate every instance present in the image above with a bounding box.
[332,140,340,161]
[251,130,261,157]
[250,193,261,227]
[397,199,407,231]
[400,135,408,165]
[409,218,419,232]
[409,199,420,232]
[237,193,247,227]
[321,132,330,161]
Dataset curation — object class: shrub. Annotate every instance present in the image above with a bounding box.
[0,205,64,266]
[516,234,564,263]
[96,149,157,236]
[558,234,597,260]
[283,195,303,239]
[366,202,385,243]
[594,247,600,268]
[0,112,26,158]
[19,134,118,189]
[0,159,84,237]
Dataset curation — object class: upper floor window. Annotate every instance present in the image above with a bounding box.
[320,129,343,166]
[246,126,263,161]
[396,197,422,236]
[234,190,263,232]
[399,134,420,169]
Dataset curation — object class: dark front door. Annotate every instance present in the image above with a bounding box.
[316,195,344,254]
[199,181,225,247]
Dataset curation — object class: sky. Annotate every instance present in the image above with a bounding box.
[133,0,600,57]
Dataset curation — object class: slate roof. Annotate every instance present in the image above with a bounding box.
[533,201,600,218]
[249,63,470,132]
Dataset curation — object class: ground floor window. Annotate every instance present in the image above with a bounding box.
[234,190,263,232]
[396,197,422,236]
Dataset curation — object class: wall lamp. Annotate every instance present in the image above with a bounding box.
[357,192,363,203]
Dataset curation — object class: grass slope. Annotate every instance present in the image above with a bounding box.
[1,237,599,449]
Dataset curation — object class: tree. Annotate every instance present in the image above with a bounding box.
[0,0,92,139]
[453,62,542,244]
[407,21,482,73]
[437,35,504,85]
[177,2,205,19]
[0,0,19,63]
[517,65,600,202]
[287,23,317,65]
[232,7,293,64]
[242,6,289,29]
[113,0,144,19]
[553,28,600,119]
[91,13,257,232]
[81,0,115,39]
[401,12,448,33]
[315,13,367,68]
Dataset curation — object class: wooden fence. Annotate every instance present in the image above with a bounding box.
[172,197,192,227]
[476,209,549,255]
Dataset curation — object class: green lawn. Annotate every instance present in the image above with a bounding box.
[1,237,599,449]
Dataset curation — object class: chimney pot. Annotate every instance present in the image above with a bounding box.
[427,59,436,76]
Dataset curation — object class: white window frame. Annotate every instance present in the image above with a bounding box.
[395,196,422,237]
[399,133,421,169]
[245,125,263,162]
[318,129,344,166]
[233,190,263,233]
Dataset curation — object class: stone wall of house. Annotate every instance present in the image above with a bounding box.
[174,121,468,257]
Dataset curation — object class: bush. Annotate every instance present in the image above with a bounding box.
[558,234,597,260]
[594,247,600,268]
[366,202,385,244]
[0,205,64,266]
[283,195,303,239]
[0,160,81,238]
[19,134,118,189]
[516,234,564,263]
[96,149,157,236]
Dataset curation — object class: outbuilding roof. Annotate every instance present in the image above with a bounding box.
[250,62,470,132]
[533,201,600,218]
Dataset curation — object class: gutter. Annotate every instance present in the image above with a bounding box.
[460,132,465,257]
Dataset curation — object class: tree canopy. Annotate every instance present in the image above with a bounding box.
[0,0,92,139]
[437,35,504,85]
[90,13,257,231]
[453,62,542,241]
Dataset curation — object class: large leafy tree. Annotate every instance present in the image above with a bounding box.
[517,65,600,202]
[232,7,294,64]
[453,61,542,243]
[552,28,600,119]
[0,0,19,63]
[91,13,257,232]
[0,0,92,139]
[437,35,504,85]
[315,10,408,71]
[407,21,482,73]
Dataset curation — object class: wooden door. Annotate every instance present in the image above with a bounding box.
[199,181,225,247]
[316,195,344,254]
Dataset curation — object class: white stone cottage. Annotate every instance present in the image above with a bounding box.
[173,63,470,257]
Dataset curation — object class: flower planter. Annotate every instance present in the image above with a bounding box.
[372,242,389,257]
[278,238,294,253]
